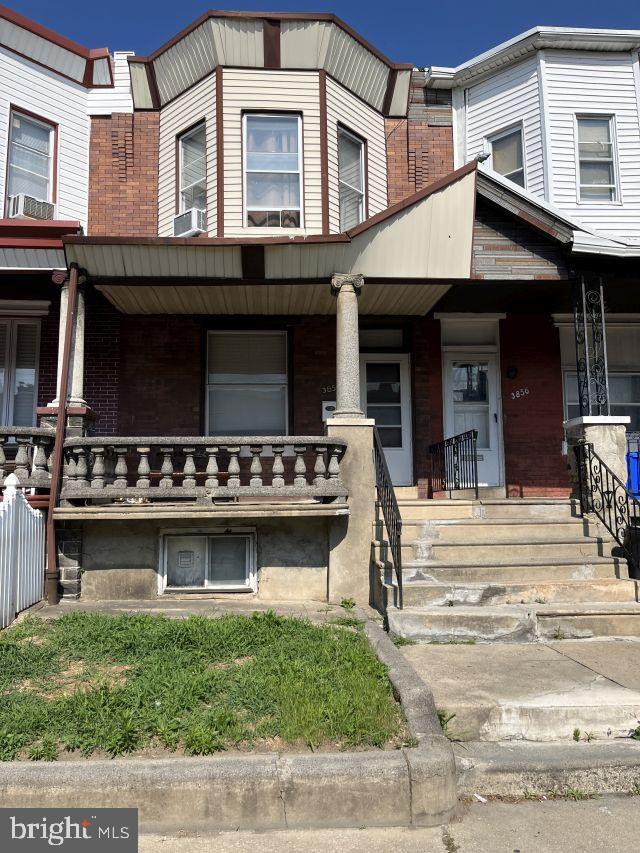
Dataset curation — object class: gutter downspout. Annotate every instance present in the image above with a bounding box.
[45,263,79,605]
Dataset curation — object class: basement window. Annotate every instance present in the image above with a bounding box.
[488,126,525,187]
[162,532,256,591]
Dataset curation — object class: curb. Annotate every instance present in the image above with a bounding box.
[456,740,640,799]
[0,621,456,831]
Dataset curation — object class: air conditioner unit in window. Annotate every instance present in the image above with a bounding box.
[173,208,207,237]
[8,194,55,221]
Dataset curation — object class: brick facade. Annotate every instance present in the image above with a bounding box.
[386,73,454,205]
[411,316,444,493]
[88,113,160,237]
[499,314,570,497]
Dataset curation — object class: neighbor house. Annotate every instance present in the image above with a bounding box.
[1,10,640,636]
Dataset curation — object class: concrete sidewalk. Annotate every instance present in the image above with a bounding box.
[401,638,640,742]
[139,795,639,852]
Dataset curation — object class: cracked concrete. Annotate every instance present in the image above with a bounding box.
[400,640,640,742]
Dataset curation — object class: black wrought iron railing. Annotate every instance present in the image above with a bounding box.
[574,441,640,580]
[373,427,403,609]
[428,430,479,499]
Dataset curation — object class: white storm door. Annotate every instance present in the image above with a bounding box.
[443,354,502,486]
[360,354,413,486]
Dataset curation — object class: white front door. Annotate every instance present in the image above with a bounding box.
[360,354,413,486]
[443,354,503,487]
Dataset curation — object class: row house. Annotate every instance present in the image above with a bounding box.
[1,9,639,621]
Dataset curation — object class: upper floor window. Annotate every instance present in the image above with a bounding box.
[577,116,617,202]
[338,126,365,230]
[244,114,302,228]
[7,110,55,206]
[488,126,524,187]
[179,123,206,212]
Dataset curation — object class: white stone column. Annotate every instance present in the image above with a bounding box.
[52,281,86,407]
[331,273,364,419]
[565,415,631,494]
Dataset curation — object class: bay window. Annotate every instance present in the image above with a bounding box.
[0,319,40,426]
[244,114,302,228]
[488,126,525,187]
[338,126,365,230]
[178,122,206,212]
[577,116,617,202]
[206,331,288,436]
[6,110,55,208]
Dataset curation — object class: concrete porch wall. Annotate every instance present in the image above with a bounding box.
[79,516,331,602]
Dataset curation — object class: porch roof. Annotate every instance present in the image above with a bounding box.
[63,164,477,315]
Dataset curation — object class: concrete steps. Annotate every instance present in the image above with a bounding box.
[376,496,638,642]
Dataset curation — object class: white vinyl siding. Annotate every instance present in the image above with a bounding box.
[87,52,134,115]
[544,50,640,239]
[0,46,90,227]
[222,69,321,236]
[326,76,387,232]
[157,73,216,237]
[464,56,544,197]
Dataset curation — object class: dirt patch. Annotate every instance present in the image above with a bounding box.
[16,661,131,700]
[17,635,48,646]
[209,656,254,671]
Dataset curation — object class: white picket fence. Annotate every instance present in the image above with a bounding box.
[0,474,45,629]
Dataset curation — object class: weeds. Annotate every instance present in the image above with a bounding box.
[340,598,356,611]
[392,636,417,647]
[0,612,405,759]
[631,725,640,741]
[573,728,581,742]
[437,709,457,739]
[562,788,595,801]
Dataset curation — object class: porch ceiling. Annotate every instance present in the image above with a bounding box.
[64,165,477,316]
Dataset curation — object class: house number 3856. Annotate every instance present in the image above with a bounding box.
[511,388,530,400]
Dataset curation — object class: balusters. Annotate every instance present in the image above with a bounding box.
[90,446,106,489]
[327,445,341,483]
[14,437,31,482]
[250,445,263,488]
[271,445,285,488]
[63,447,77,489]
[75,447,89,488]
[313,443,328,485]
[159,447,174,489]
[293,445,307,487]
[227,446,240,488]
[113,446,129,489]
[205,446,219,489]
[182,447,196,489]
[136,446,151,489]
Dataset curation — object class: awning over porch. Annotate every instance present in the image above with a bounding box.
[63,164,477,316]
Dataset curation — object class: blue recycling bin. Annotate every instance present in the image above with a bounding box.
[628,451,640,498]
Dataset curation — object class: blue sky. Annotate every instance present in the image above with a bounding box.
[10,0,640,66]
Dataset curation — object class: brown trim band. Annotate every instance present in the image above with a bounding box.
[241,245,266,279]
[263,19,281,69]
[0,4,109,60]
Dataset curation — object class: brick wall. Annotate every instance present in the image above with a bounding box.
[88,112,160,237]
[37,290,60,409]
[499,314,570,497]
[292,317,336,434]
[85,290,121,435]
[411,315,443,494]
[386,73,454,205]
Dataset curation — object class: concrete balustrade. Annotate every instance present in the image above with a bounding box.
[60,437,348,503]
[0,428,55,488]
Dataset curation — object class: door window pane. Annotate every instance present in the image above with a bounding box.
[452,363,488,403]
[209,537,249,587]
[451,362,490,449]
[490,128,524,186]
[365,362,403,447]
[245,115,301,228]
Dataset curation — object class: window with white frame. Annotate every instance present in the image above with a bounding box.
[338,126,365,230]
[0,319,40,426]
[564,371,640,432]
[244,114,302,228]
[577,116,617,201]
[488,126,525,187]
[206,331,288,436]
[7,110,55,207]
[178,123,206,212]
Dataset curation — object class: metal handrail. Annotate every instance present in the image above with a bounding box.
[574,441,640,580]
[373,427,403,609]
[428,430,479,500]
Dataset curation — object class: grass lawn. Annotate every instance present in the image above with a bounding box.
[0,611,408,761]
